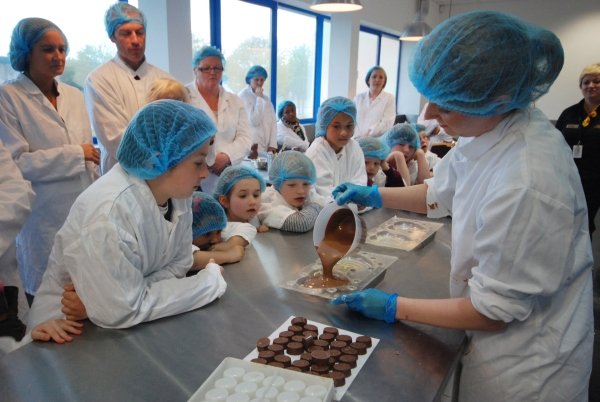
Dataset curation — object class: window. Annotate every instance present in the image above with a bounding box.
[320,19,331,103]
[220,0,272,95]
[276,8,316,120]
[379,35,399,98]
[0,0,135,89]
[356,30,379,96]
[190,0,211,55]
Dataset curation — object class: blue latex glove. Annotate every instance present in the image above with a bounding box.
[331,289,398,324]
[332,183,382,208]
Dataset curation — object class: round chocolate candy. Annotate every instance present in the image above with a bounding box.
[251,357,267,365]
[302,335,316,349]
[328,349,341,361]
[339,354,357,368]
[333,362,352,378]
[310,350,330,366]
[329,340,347,350]
[267,344,284,355]
[291,335,305,344]
[288,325,303,335]
[274,354,292,367]
[323,326,339,337]
[268,361,285,368]
[313,339,329,350]
[307,345,325,353]
[258,350,275,362]
[349,342,367,355]
[336,334,352,343]
[273,337,289,347]
[286,366,303,372]
[291,359,310,372]
[310,364,329,375]
[279,330,295,339]
[302,330,318,338]
[318,333,335,343]
[325,371,346,387]
[300,352,313,362]
[356,335,372,348]
[304,324,318,333]
[291,317,307,327]
[256,337,270,351]
[287,341,304,355]
[340,346,358,356]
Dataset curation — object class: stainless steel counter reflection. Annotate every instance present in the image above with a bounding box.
[0,208,465,402]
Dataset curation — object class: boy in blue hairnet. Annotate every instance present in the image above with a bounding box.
[188,191,244,270]
[305,96,367,203]
[27,100,227,335]
[383,123,432,185]
[258,151,326,232]
[276,101,310,152]
[332,11,592,401]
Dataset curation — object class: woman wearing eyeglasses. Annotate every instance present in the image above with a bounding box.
[186,46,252,194]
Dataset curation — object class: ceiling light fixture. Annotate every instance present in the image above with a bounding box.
[310,0,363,13]
[400,0,432,41]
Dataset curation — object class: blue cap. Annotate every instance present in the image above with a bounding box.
[191,191,227,238]
[192,45,225,68]
[105,3,146,38]
[357,137,390,161]
[269,151,316,191]
[315,97,356,138]
[245,65,268,85]
[383,123,420,150]
[9,18,68,72]
[213,164,266,199]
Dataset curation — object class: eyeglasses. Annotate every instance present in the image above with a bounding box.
[197,66,224,74]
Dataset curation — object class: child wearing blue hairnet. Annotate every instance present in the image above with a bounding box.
[188,191,245,271]
[305,97,367,203]
[276,101,310,152]
[383,123,432,185]
[26,100,227,335]
[214,165,269,248]
[414,124,440,173]
[332,11,592,402]
[357,137,405,188]
[258,151,326,232]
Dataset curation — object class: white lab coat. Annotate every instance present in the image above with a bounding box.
[27,165,227,331]
[306,137,367,203]
[0,135,34,321]
[258,186,327,229]
[425,108,593,402]
[84,57,172,174]
[186,84,253,194]
[354,91,396,138]
[0,74,97,295]
[238,86,277,152]
[221,221,257,246]
[276,121,310,152]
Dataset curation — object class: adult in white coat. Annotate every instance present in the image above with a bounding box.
[0,18,99,303]
[276,100,310,152]
[27,100,227,332]
[333,12,592,402]
[186,46,252,194]
[238,65,277,158]
[306,97,367,204]
[354,66,396,138]
[85,3,172,174]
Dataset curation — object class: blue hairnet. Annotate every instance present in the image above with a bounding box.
[192,46,225,68]
[315,97,356,138]
[104,3,146,38]
[191,191,227,238]
[413,123,426,134]
[213,165,266,200]
[409,11,563,116]
[357,137,390,161]
[9,18,68,72]
[117,100,216,179]
[268,151,316,191]
[384,123,420,150]
[365,66,387,89]
[245,65,268,85]
[277,100,295,120]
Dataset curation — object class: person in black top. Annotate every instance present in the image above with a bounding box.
[556,63,600,236]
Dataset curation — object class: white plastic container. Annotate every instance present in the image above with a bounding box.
[188,357,334,402]
[313,203,364,255]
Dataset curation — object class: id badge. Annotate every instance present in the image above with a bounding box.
[573,144,583,158]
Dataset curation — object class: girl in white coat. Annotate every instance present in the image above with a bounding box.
[0,18,99,303]
[186,46,252,194]
[332,11,593,402]
[276,100,310,152]
[238,65,278,158]
[27,100,227,332]
[306,97,367,203]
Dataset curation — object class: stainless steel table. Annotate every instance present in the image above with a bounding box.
[0,208,466,402]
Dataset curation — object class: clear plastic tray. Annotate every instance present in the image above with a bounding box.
[188,357,334,402]
[365,215,444,251]
[279,249,397,300]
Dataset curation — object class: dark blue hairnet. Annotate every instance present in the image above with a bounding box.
[409,11,563,116]
[104,3,146,38]
[269,151,316,191]
[245,65,268,85]
[358,137,390,161]
[192,46,225,68]
[383,123,420,150]
[9,18,68,72]
[365,66,387,89]
[277,100,295,120]
[213,165,266,200]
[191,191,227,238]
[117,100,216,179]
[315,97,356,138]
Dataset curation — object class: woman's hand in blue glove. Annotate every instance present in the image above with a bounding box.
[332,183,382,208]
[331,288,398,324]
